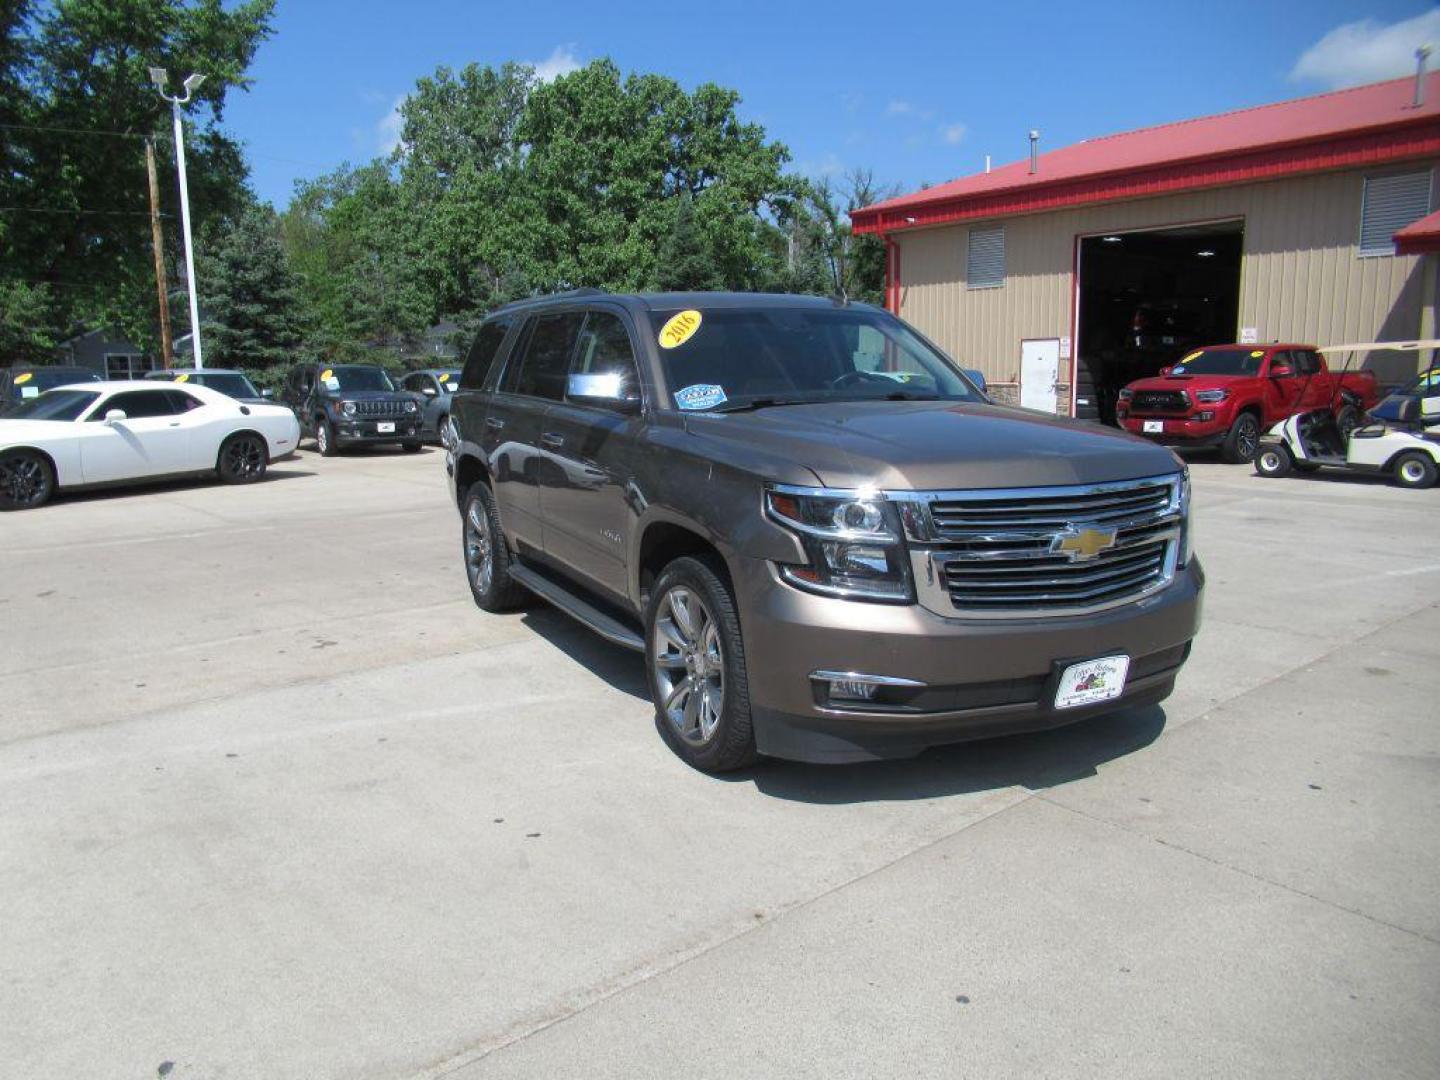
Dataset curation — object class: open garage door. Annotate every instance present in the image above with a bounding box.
[1075,221,1242,424]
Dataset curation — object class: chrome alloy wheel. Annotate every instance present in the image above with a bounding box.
[1400,458,1428,484]
[1235,414,1259,460]
[651,586,724,745]
[316,423,330,454]
[465,500,494,595]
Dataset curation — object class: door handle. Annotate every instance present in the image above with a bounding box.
[485,417,505,430]
[168,421,181,427]
[541,432,565,449]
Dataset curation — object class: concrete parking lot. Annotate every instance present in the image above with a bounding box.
[1,447,1437,1079]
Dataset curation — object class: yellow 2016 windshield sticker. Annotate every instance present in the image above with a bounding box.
[174,373,189,383]
[14,372,32,384]
[1250,350,1264,358]
[1180,351,1202,363]
[320,369,334,382]
[658,310,703,350]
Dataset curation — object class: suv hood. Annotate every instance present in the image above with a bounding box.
[685,400,1181,490]
[320,389,415,400]
[1127,374,1233,391]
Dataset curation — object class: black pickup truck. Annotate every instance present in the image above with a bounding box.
[281,363,423,455]
[446,291,1203,771]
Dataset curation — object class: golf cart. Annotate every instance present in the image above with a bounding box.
[1254,340,1440,489]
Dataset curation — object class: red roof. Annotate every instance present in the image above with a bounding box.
[853,74,1440,235]
[1393,206,1440,254]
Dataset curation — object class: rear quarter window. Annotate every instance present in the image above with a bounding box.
[460,318,514,390]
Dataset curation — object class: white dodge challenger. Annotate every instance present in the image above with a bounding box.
[0,379,300,510]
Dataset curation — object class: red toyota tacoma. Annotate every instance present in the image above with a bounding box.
[1117,344,1380,463]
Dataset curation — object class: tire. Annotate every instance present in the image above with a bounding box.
[217,433,268,484]
[0,449,55,511]
[462,481,528,611]
[438,415,452,450]
[1222,411,1261,464]
[316,418,338,457]
[645,555,757,773]
[1392,451,1438,490]
[1254,444,1293,478]
[403,441,422,453]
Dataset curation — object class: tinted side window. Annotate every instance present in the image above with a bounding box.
[572,312,641,396]
[513,313,583,401]
[1295,350,1321,376]
[460,318,513,390]
[90,390,177,420]
[165,390,204,412]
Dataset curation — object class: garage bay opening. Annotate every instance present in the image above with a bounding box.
[1075,221,1243,424]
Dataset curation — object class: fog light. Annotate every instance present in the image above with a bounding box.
[829,679,879,702]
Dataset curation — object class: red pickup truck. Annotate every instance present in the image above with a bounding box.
[1117,344,1380,463]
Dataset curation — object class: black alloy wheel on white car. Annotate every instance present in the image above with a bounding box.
[217,433,268,484]
[0,448,55,511]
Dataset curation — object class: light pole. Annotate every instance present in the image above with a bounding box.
[149,67,206,369]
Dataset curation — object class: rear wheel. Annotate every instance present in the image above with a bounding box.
[217,433,268,484]
[1392,452,1438,490]
[1336,405,1362,443]
[463,481,528,611]
[1254,444,1292,478]
[1222,411,1261,464]
[0,449,55,510]
[645,555,757,773]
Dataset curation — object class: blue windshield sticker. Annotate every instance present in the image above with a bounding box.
[674,384,727,411]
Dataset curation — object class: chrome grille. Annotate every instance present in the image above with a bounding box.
[903,476,1183,618]
[1131,390,1189,413]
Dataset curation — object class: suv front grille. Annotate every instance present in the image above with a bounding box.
[352,399,408,418]
[904,476,1183,618]
[1131,390,1189,413]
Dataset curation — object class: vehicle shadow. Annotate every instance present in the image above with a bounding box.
[742,705,1166,804]
[522,603,1166,802]
[54,468,317,506]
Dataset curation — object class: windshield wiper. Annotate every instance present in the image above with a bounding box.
[708,396,819,413]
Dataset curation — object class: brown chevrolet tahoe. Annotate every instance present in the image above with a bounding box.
[446,291,1203,771]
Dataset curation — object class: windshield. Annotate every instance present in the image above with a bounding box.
[7,368,102,402]
[325,366,395,392]
[195,373,259,398]
[1168,349,1265,376]
[6,388,101,421]
[651,306,984,411]
[1398,366,1440,396]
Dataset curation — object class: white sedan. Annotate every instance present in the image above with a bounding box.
[0,380,300,510]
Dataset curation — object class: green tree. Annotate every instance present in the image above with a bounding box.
[0,0,274,351]
[198,206,307,369]
[0,280,56,362]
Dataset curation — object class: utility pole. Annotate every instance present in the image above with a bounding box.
[149,67,206,368]
[145,139,174,369]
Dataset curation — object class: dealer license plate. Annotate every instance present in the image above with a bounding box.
[1142,420,1164,433]
[376,421,396,433]
[1055,656,1130,710]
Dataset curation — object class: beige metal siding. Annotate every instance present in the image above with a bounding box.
[896,165,1439,392]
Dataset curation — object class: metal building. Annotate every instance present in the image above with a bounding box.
[852,73,1440,421]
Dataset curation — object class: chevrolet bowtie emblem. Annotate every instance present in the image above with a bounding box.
[1052,526,1118,561]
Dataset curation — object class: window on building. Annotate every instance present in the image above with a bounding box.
[967,226,1005,289]
[1360,171,1432,257]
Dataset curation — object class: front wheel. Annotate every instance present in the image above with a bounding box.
[0,449,55,510]
[1254,444,1293,478]
[1393,452,1438,490]
[1222,411,1261,464]
[316,419,338,457]
[645,555,757,773]
[462,482,528,611]
[217,433,268,484]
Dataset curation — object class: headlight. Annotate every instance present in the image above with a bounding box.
[1194,389,1228,404]
[337,399,356,417]
[1118,388,1133,402]
[765,485,912,602]
[1178,469,1194,567]
[404,400,419,413]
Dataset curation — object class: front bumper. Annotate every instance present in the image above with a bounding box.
[735,557,1204,764]
[334,419,420,443]
[1120,415,1227,448]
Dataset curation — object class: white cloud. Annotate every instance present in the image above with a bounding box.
[1291,9,1440,89]
[377,93,407,154]
[528,44,582,83]
[939,122,966,146]
[886,100,914,116]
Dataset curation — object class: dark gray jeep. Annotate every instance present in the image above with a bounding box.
[282,362,424,455]
[447,291,1202,771]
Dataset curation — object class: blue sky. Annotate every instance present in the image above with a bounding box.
[224,1,1440,209]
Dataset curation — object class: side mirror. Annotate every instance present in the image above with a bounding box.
[421,385,438,397]
[961,368,987,392]
[567,372,640,412]
[104,409,127,424]
[261,388,275,400]
[1270,363,1294,378]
